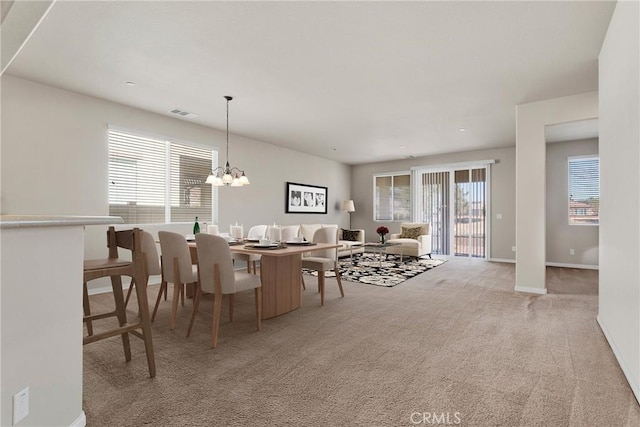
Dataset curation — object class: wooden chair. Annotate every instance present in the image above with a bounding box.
[189,233,262,348]
[301,227,344,305]
[156,231,198,330]
[83,226,156,378]
[124,230,164,308]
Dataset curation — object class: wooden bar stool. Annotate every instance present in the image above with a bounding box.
[83,226,156,378]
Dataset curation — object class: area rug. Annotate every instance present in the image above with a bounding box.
[304,253,447,287]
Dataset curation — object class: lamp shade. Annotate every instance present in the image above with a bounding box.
[342,200,355,212]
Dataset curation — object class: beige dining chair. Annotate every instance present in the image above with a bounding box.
[301,227,344,305]
[82,226,156,377]
[124,230,164,308]
[189,233,262,348]
[232,224,267,274]
[156,231,198,330]
[281,225,300,242]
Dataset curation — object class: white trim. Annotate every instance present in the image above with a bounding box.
[107,124,221,153]
[410,159,496,172]
[489,258,516,264]
[545,262,599,270]
[514,285,548,295]
[597,315,640,405]
[88,285,118,296]
[567,155,600,227]
[87,280,146,296]
[372,171,411,222]
[70,411,87,427]
[568,154,599,161]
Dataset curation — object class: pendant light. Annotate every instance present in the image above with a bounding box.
[206,96,250,186]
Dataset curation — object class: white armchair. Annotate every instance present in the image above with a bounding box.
[385,223,432,258]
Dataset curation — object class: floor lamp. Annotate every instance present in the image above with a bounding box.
[343,200,355,229]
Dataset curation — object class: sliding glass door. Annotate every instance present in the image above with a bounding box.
[418,171,450,255]
[415,164,489,258]
[453,168,487,258]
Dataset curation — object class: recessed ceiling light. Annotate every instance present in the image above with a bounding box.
[125,81,135,86]
[399,146,406,149]
[459,128,466,132]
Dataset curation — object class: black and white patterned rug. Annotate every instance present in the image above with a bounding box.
[304,253,447,287]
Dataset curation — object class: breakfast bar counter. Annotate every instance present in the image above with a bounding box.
[0,215,121,427]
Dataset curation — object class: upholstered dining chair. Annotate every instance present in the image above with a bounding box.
[82,226,156,377]
[232,224,267,274]
[156,231,198,330]
[189,233,262,348]
[124,230,164,308]
[281,225,300,242]
[301,227,344,305]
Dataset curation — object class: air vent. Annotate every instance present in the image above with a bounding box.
[169,109,199,119]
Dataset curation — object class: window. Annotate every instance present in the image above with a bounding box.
[568,156,599,225]
[108,129,216,224]
[374,173,411,221]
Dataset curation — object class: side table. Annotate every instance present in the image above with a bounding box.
[363,242,403,267]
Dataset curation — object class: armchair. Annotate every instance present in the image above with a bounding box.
[385,223,432,258]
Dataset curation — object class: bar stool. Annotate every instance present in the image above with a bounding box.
[83,226,156,378]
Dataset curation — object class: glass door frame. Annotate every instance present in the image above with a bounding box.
[411,160,493,259]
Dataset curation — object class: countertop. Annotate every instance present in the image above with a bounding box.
[0,215,122,229]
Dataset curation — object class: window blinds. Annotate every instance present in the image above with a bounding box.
[568,156,599,225]
[374,173,411,221]
[108,129,214,224]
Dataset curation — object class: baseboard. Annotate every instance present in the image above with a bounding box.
[488,258,515,264]
[87,281,161,296]
[545,262,599,270]
[514,285,547,295]
[70,411,87,427]
[597,315,640,404]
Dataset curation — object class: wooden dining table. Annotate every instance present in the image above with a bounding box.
[187,241,339,319]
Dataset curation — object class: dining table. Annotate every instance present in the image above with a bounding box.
[187,241,340,319]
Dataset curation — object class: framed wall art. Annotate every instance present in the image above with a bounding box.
[286,182,328,214]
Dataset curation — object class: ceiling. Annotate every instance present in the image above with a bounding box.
[5,1,615,165]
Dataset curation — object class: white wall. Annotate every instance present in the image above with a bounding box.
[1,224,85,427]
[1,75,351,290]
[351,146,516,261]
[598,0,640,403]
[546,138,599,267]
[515,92,599,294]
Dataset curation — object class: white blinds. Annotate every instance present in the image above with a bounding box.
[568,156,599,225]
[420,171,450,255]
[108,129,214,224]
[169,142,214,223]
[374,173,411,221]
[375,176,393,221]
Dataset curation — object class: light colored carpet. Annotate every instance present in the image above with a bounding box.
[83,258,640,426]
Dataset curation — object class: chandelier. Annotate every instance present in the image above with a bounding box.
[206,96,250,186]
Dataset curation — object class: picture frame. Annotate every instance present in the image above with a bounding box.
[286,182,328,214]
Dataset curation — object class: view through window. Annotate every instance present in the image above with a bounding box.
[108,129,216,224]
[568,156,599,225]
[374,173,411,221]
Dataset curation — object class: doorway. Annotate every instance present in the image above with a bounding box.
[414,164,489,258]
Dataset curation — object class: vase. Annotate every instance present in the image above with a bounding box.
[380,234,385,244]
